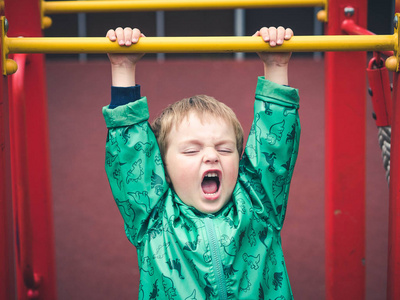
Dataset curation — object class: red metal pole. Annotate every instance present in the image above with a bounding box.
[396,0,400,17]
[0,9,14,299]
[387,4,400,299]
[387,71,400,300]
[325,1,367,299]
[0,74,10,300]
[8,53,41,298]
[5,0,57,299]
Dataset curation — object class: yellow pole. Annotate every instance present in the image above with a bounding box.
[4,35,396,54]
[42,0,326,13]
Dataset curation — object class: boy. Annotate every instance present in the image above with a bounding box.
[103,26,300,299]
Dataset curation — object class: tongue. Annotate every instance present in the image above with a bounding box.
[201,178,218,194]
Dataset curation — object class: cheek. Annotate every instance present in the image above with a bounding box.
[228,168,239,184]
[224,161,239,184]
[167,160,196,186]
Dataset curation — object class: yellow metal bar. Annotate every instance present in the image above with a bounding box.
[1,17,18,75]
[4,35,396,54]
[42,0,326,13]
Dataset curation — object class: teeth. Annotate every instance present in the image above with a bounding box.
[205,172,218,178]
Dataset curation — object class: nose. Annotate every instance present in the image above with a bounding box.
[203,148,219,164]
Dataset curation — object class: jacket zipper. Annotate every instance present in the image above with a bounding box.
[204,216,228,300]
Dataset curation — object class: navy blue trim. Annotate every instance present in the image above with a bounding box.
[109,84,141,109]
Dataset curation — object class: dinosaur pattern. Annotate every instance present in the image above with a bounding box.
[149,279,159,299]
[185,290,197,300]
[243,253,261,270]
[126,159,144,183]
[166,258,185,279]
[161,274,177,299]
[103,78,300,299]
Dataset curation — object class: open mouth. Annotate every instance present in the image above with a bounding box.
[201,171,221,195]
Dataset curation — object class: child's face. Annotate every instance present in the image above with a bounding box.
[164,112,239,214]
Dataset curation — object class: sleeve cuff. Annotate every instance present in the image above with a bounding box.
[103,97,150,128]
[255,77,299,107]
[109,84,141,109]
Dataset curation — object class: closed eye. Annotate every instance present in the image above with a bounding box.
[217,149,234,154]
[182,150,199,155]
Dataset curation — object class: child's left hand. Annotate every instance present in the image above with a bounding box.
[253,26,293,66]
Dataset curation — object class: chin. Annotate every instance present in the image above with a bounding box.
[196,202,225,214]
[199,207,221,214]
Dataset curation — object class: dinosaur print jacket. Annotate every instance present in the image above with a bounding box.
[103,77,300,300]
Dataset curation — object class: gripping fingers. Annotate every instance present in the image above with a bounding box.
[131,28,141,43]
[276,27,294,44]
[107,27,144,46]
[114,27,126,46]
[269,27,278,46]
[259,27,271,43]
[257,26,293,47]
[276,26,286,45]
[123,27,134,46]
[114,27,136,46]
[106,29,117,41]
[260,26,278,46]
[284,28,294,40]
[107,27,143,46]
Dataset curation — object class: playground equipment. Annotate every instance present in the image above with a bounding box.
[0,0,399,299]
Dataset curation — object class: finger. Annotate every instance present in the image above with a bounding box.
[132,28,141,43]
[276,26,285,45]
[115,27,125,46]
[106,29,116,41]
[259,27,270,42]
[268,27,277,46]
[285,28,294,40]
[123,27,133,46]
[252,30,261,37]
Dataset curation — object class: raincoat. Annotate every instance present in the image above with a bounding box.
[103,77,300,299]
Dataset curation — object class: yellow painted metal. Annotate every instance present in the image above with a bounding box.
[39,0,53,29]
[42,0,326,13]
[1,17,18,75]
[1,17,5,75]
[316,0,328,23]
[0,17,16,75]
[3,35,396,54]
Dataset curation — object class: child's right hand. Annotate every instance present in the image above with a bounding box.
[106,27,145,67]
[253,26,293,67]
[254,26,293,85]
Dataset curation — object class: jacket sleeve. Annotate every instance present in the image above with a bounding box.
[102,97,169,246]
[239,77,300,230]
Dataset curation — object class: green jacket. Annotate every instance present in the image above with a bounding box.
[103,77,300,299]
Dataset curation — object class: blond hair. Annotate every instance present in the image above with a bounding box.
[151,95,244,161]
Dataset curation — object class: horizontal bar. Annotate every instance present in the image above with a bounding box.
[341,19,394,57]
[342,19,391,52]
[4,35,396,54]
[42,0,326,13]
